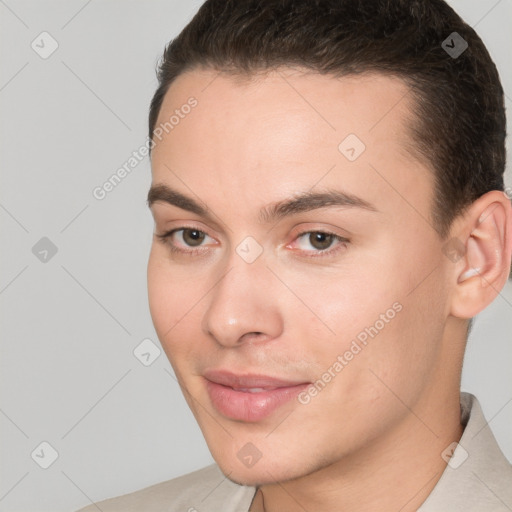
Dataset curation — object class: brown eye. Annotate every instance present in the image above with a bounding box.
[308,232,335,250]
[182,229,206,246]
[155,226,216,256]
[291,230,349,259]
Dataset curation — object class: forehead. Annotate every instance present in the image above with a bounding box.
[150,67,433,229]
[154,67,416,149]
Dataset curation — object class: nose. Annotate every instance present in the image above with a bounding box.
[201,254,283,348]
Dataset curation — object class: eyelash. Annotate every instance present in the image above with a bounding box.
[155,227,210,257]
[155,226,349,259]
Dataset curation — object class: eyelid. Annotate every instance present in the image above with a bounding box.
[155,219,216,237]
[285,222,350,246]
[156,225,218,251]
[169,228,215,243]
[150,203,227,234]
[285,229,349,258]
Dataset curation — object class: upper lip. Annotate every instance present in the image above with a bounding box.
[203,369,310,389]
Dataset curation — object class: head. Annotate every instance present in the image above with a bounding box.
[146,0,511,485]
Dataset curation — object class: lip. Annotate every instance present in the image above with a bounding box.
[203,369,310,422]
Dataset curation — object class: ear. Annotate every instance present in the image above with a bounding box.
[448,190,512,319]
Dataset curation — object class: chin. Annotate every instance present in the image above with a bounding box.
[214,455,313,488]
[223,471,265,487]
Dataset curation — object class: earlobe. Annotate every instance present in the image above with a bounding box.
[450,192,512,319]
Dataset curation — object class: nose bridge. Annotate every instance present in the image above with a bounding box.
[201,246,283,347]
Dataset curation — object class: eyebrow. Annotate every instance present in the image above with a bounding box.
[147,183,377,224]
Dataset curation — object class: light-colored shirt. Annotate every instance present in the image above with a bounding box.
[75,392,512,511]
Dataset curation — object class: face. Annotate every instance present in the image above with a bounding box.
[147,67,455,485]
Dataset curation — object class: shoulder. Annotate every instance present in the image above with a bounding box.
[74,464,256,512]
[420,392,512,511]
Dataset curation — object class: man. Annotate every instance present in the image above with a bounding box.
[77,0,512,510]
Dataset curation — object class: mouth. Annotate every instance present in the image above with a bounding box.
[203,369,311,422]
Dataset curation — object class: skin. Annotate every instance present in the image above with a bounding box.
[147,67,512,512]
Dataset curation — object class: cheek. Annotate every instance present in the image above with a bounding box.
[278,259,393,352]
[147,251,203,355]
[290,248,443,399]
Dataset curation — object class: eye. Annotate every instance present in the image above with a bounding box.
[297,232,336,251]
[175,228,208,247]
[291,230,349,258]
[155,227,216,255]
[155,227,349,259]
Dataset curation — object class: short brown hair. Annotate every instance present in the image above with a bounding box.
[148,0,506,241]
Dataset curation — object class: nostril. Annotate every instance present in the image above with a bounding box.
[241,332,268,344]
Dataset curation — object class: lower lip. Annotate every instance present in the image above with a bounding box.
[205,380,310,422]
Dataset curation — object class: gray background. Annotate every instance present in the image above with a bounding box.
[0,1,511,511]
